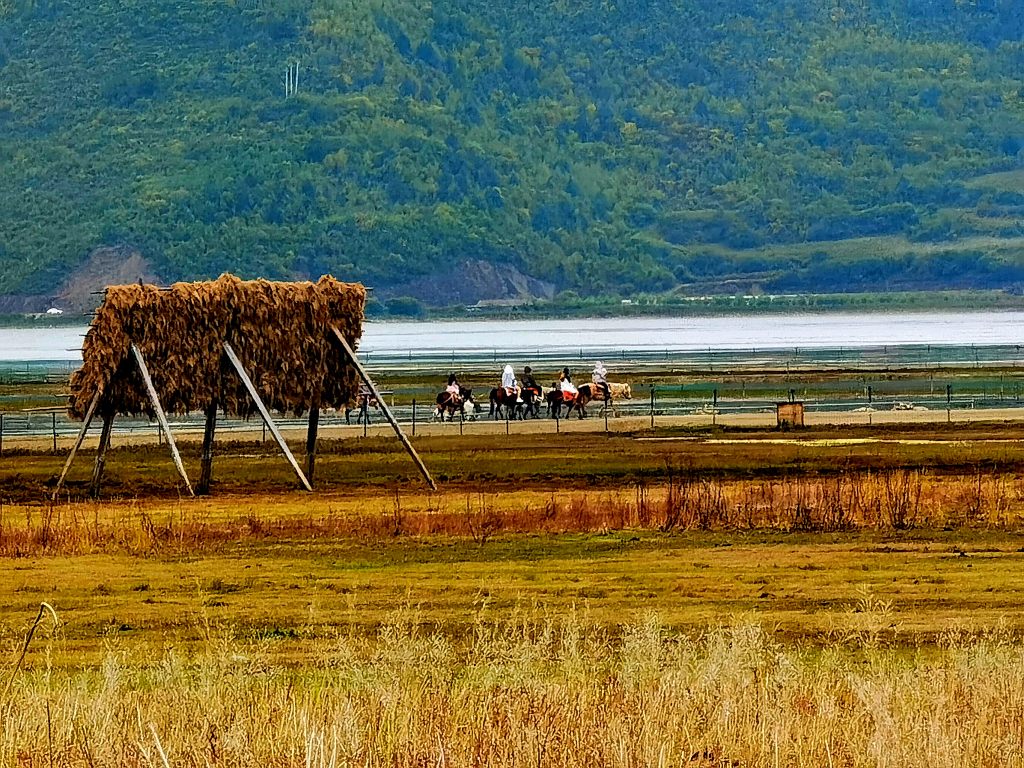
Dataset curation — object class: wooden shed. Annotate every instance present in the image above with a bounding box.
[776,401,805,428]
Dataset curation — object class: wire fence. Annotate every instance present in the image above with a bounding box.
[1,384,1020,454]
[5,342,1024,452]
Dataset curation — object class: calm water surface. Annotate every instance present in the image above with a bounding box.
[1,311,1021,362]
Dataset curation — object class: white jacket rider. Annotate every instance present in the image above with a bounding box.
[592,361,608,395]
[559,367,578,396]
[501,364,521,401]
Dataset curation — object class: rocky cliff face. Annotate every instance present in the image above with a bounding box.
[56,245,161,314]
[378,259,555,306]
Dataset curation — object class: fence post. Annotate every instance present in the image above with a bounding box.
[649,385,655,429]
[0,412,4,455]
[946,383,952,423]
[412,399,416,436]
[52,412,57,453]
[712,388,718,427]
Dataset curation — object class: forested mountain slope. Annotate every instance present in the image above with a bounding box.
[1,0,1024,307]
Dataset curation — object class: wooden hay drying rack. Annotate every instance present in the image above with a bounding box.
[53,280,434,500]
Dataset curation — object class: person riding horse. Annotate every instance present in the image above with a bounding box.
[592,361,609,401]
[521,365,542,417]
[443,373,463,407]
[500,364,520,401]
[435,381,478,421]
[490,364,528,419]
[559,367,578,400]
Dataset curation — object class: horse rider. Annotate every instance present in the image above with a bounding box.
[559,366,578,399]
[522,365,540,395]
[501,364,521,402]
[444,372,462,405]
[592,361,609,399]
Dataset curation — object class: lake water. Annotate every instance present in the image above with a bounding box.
[1,311,1022,362]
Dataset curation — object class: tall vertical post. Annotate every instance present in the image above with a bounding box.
[89,413,114,499]
[305,401,320,484]
[412,399,416,436]
[650,386,655,429]
[605,384,611,431]
[197,401,218,495]
[51,412,57,454]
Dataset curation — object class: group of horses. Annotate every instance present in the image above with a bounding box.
[342,380,633,425]
[433,381,632,422]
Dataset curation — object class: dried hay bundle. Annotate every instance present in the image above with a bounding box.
[69,274,365,419]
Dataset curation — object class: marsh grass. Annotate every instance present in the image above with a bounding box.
[2,608,1024,766]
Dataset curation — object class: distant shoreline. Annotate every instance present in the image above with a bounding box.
[2,289,1023,329]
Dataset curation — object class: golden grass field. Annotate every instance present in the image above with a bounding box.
[5,424,1024,765]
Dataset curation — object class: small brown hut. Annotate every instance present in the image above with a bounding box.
[776,401,805,428]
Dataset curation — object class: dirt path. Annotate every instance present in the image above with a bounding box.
[4,405,1023,452]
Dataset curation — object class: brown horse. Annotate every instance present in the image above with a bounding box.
[434,386,479,421]
[489,386,542,420]
[546,384,598,419]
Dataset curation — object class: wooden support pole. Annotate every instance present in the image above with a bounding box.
[89,413,114,499]
[331,326,437,491]
[197,401,218,496]
[305,402,320,484]
[222,341,313,492]
[130,343,194,497]
[51,388,102,502]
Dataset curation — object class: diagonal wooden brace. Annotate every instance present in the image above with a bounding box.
[131,343,194,496]
[222,341,313,492]
[51,387,102,502]
[331,326,436,491]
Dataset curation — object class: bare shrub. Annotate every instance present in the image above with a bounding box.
[882,470,923,530]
